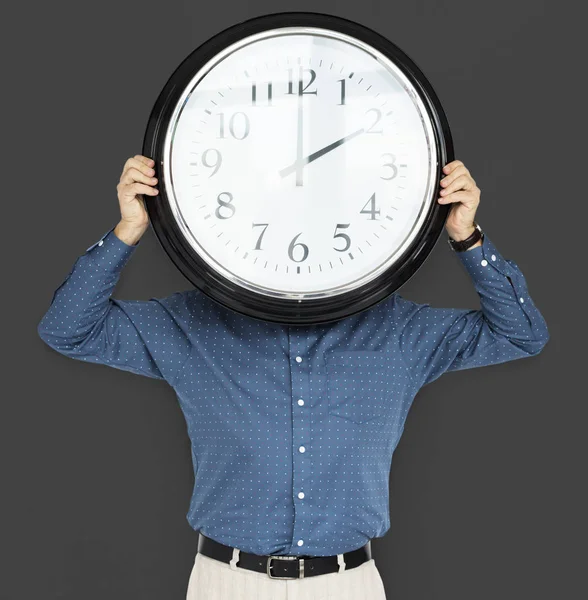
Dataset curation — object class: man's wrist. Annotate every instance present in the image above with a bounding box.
[448,225,476,242]
[114,220,148,246]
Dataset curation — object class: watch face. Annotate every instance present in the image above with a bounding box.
[144,12,452,325]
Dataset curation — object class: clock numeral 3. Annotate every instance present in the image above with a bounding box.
[215,192,236,219]
[380,153,398,180]
[217,112,250,140]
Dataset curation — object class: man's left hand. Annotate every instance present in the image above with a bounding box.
[438,159,480,242]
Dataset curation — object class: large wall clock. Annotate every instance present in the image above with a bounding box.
[143,11,453,325]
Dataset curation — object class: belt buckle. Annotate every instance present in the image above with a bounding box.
[266,555,304,579]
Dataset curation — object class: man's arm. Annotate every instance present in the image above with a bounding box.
[396,231,549,389]
[37,224,192,383]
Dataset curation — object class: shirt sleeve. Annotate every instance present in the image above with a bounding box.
[37,226,192,384]
[396,233,550,389]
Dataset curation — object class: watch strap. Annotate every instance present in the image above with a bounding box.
[448,222,484,252]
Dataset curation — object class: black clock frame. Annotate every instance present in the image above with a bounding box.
[142,11,453,326]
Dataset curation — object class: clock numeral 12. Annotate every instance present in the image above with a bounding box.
[286,67,318,96]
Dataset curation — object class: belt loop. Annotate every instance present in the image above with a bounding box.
[337,552,346,573]
[229,547,241,571]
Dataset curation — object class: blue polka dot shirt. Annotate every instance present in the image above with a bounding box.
[37,226,549,557]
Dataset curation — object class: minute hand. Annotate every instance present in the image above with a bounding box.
[279,127,365,179]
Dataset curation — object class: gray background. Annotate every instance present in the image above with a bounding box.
[2,0,583,598]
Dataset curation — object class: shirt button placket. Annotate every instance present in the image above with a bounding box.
[290,330,310,554]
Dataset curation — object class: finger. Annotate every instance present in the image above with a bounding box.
[437,190,476,204]
[440,174,475,196]
[120,166,158,187]
[440,165,468,187]
[120,181,159,199]
[134,154,155,167]
[120,167,157,188]
[442,160,464,174]
[123,157,155,180]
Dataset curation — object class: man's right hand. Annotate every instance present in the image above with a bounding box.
[114,154,159,246]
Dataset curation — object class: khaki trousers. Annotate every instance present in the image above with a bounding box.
[186,550,387,599]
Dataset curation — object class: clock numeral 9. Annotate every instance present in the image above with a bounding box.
[217,112,250,140]
[215,192,236,219]
[202,148,222,177]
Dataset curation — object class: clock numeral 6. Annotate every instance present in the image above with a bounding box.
[215,192,236,219]
[288,232,309,263]
[217,112,250,140]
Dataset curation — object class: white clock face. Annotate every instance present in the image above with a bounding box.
[164,27,438,299]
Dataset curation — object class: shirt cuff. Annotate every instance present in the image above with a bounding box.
[453,233,514,283]
[85,226,138,271]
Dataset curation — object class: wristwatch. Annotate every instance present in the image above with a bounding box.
[447,221,484,252]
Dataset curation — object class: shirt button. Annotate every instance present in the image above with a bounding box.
[298,491,305,499]
[298,399,304,406]
[98,240,104,247]
[480,259,488,267]
[297,540,304,546]
[295,356,302,363]
[519,297,525,303]
[299,445,305,453]
[491,254,496,261]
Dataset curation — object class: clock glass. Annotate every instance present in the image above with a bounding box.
[163,27,438,300]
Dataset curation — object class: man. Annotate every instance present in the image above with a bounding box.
[38,155,549,599]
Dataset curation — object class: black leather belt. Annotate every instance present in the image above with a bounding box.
[197,533,372,579]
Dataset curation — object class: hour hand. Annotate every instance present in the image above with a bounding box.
[279,127,365,179]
